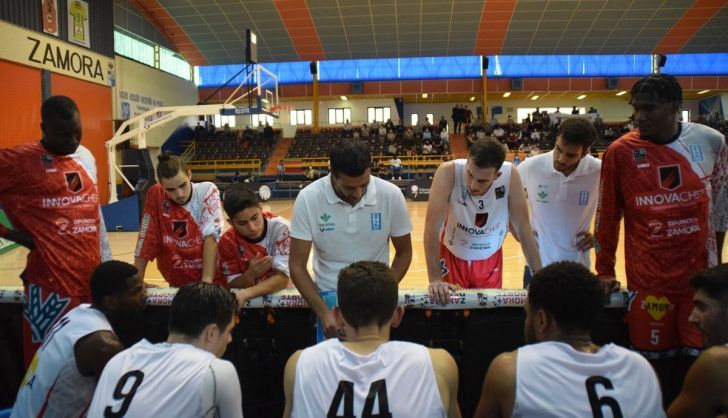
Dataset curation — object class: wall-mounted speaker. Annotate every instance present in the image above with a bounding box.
[607,77,618,89]
[483,56,489,71]
[511,78,523,91]
[309,61,317,75]
[352,81,363,94]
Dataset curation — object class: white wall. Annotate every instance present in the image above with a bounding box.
[113,56,199,147]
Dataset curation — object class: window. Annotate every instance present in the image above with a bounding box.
[410,114,419,126]
[159,47,191,80]
[114,30,155,67]
[328,108,351,125]
[213,114,236,128]
[425,113,434,125]
[516,107,586,122]
[252,114,274,126]
[290,109,312,126]
[681,110,690,122]
[367,107,390,123]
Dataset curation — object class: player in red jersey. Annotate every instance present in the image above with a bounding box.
[134,153,223,286]
[595,74,728,404]
[218,183,290,305]
[0,96,111,363]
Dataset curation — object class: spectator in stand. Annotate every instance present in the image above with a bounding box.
[506,115,514,125]
[588,106,597,114]
[423,126,432,140]
[390,155,403,180]
[385,118,395,131]
[439,115,448,132]
[387,128,396,142]
[277,160,285,181]
[388,142,398,156]
[467,132,477,148]
[378,124,387,141]
[464,106,473,131]
[424,117,431,128]
[452,104,461,134]
[440,127,450,147]
[571,106,579,115]
[422,140,433,155]
[264,122,274,143]
[492,125,505,140]
[433,134,444,154]
[257,121,264,137]
[396,119,405,137]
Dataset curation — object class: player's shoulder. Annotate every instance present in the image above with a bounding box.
[74,145,95,161]
[682,122,725,148]
[195,181,220,196]
[698,344,728,366]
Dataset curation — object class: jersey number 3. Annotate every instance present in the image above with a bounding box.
[328,379,391,418]
[585,376,623,418]
[104,370,145,418]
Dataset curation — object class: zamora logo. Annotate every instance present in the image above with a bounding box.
[320,213,331,222]
[538,191,548,199]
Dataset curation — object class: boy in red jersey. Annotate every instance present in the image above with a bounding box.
[134,153,223,286]
[595,73,728,404]
[218,183,290,304]
[0,96,111,363]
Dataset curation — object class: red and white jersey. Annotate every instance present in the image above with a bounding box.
[0,143,109,298]
[218,212,291,286]
[595,122,728,294]
[12,304,112,418]
[135,182,223,287]
[441,159,512,261]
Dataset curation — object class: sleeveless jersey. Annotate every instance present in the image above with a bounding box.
[442,159,512,260]
[218,212,291,285]
[514,341,665,418]
[595,122,727,294]
[87,340,233,418]
[292,339,445,418]
[12,304,112,418]
[0,143,109,298]
[135,182,223,287]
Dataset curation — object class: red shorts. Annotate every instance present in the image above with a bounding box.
[626,287,702,358]
[439,243,503,288]
[22,283,83,366]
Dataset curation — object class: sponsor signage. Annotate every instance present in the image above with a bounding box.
[0,20,113,86]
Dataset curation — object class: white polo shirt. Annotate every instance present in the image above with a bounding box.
[518,151,601,267]
[291,174,412,291]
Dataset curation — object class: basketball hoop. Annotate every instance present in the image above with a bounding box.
[270,104,293,117]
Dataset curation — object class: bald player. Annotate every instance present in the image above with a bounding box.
[474,262,664,418]
[668,264,728,418]
[0,96,112,362]
[284,261,460,418]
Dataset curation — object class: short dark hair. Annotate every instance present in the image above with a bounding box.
[558,118,598,149]
[528,261,604,333]
[330,140,371,177]
[337,261,398,329]
[630,73,683,107]
[468,137,506,170]
[223,183,259,218]
[156,151,187,180]
[168,283,236,338]
[41,96,78,123]
[90,261,139,306]
[690,264,728,302]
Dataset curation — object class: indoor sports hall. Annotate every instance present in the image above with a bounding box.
[1,0,727,417]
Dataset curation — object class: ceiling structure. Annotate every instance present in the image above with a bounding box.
[130,0,728,67]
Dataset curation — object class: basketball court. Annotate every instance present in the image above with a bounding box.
[0,199,635,290]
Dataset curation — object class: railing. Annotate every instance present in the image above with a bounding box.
[187,158,262,171]
[180,142,197,163]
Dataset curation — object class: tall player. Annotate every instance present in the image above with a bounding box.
[517,118,601,286]
[283,261,460,418]
[474,262,665,418]
[218,183,290,303]
[0,95,111,362]
[424,137,541,304]
[87,282,242,418]
[12,261,146,418]
[668,265,728,418]
[595,74,728,403]
[134,153,224,286]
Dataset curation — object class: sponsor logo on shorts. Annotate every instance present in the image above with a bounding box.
[65,172,83,193]
[658,165,682,191]
[370,213,382,231]
[641,294,673,321]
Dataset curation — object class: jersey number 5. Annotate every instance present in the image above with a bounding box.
[104,370,145,418]
[585,376,623,418]
[328,379,392,418]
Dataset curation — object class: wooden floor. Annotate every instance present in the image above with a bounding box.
[0,200,632,289]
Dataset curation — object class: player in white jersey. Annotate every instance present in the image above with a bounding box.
[87,282,242,418]
[284,261,460,418]
[290,140,412,338]
[12,261,146,418]
[517,118,601,286]
[669,264,728,417]
[474,261,664,418]
[425,137,541,304]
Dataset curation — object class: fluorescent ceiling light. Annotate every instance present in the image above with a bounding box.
[577,94,587,100]
[422,93,428,98]
[340,96,348,101]
[697,90,711,95]
[530,95,539,100]
[469,96,475,102]
[616,91,627,96]
[502,92,511,98]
